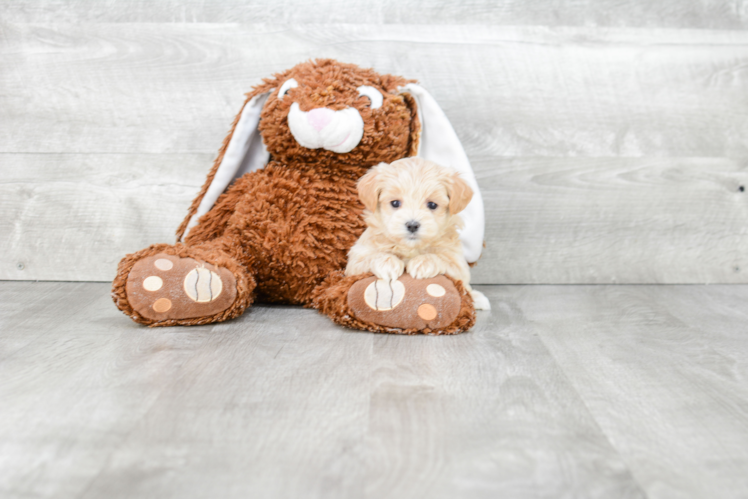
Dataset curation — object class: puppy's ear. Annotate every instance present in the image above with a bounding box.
[357,166,382,212]
[448,173,473,215]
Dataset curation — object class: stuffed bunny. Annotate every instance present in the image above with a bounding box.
[112,59,484,334]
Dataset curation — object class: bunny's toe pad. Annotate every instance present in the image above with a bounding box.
[125,253,236,321]
[347,274,461,330]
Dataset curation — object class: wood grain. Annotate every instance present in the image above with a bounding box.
[475,156,748,284]
[2,24,748,157]
[0,153,211,281]
[362,315,641,497]
[5,0,748,28]
[0,281,644,497]
[4,282,748,497]
[80,303,375,498]
[0,282,222,497]
[4,11,748,285]
[0,281,100,361]
[506,284,748,497]
[3,154,748,284]
[4,3,748,497]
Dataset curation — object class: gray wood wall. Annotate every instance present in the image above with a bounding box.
[3,0,748,284]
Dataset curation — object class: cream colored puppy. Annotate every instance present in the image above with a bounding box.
[346,158,490,310]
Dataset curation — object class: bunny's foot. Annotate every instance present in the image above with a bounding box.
[312,272,475,335]
[112,244,254,326]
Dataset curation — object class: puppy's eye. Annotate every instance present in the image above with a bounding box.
[356,85,383,109]
[427,201,438,210]
[390,200,401,208]
[278,78,298,100]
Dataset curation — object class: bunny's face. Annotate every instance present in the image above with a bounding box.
[256,60,418,169]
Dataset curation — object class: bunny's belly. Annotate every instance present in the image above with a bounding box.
[226,162,368,304]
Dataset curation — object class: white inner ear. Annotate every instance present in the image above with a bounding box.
[184,92,271,237]
[398,83,485,264]
[357,85,383,109]
[278,78,298,99]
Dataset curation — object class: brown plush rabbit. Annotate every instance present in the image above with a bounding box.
[112,59,484,334]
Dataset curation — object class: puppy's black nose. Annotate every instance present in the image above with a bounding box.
[406,221,420,233]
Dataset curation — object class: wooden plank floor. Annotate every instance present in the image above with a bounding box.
[1,282,747,497]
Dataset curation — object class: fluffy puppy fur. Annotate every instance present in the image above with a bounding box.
[345,158,490,310]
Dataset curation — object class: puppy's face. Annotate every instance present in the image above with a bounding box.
[358,158,473,247]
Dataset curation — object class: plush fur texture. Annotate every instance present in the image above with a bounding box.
[112,59,478,333]
[175,60,418,241]
[311,271,476,335]
[112,242,254,326]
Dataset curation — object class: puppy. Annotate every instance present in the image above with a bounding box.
[345,158,490,310]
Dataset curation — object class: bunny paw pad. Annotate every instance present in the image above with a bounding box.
[125,253,237,321]
[347,274,461,331]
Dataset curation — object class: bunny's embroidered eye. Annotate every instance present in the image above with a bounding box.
[427,201,438,210]
[278,78,298,99]
[391,200,401,208]
[356,85,383,109]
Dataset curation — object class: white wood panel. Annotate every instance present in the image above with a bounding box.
[4,17,748,284]
[0,153,211,281]
[2,24,748,157]
[475,156,748,284]
[3,154,748,283]
[4,0,748,29]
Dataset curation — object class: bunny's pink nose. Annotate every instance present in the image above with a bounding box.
[307,108,334,131]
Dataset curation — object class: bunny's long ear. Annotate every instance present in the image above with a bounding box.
[177,90,272,241]
[399,83,485,264]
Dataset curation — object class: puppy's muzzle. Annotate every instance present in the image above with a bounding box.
[406,221,420,234]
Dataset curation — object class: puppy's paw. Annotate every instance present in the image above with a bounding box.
[372,254,405,281]
[406,254,445,280]
[471,290,491,310]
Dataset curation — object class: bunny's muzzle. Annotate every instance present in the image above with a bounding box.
[287,103,364,153]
